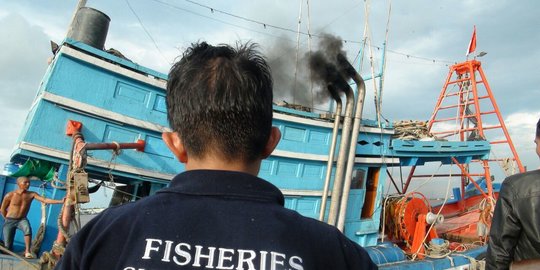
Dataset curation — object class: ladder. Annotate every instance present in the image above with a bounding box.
[426,60,524,201]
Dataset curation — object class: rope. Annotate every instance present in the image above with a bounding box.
[453,253,479,269]
[56,202,72,242]
[42,133,86,268]
[73,142,87,170]
[491,150,517,177]
[426,240,451,258]
[51,172,67,190]
[479,196,496,210]
[107,143,121,185]
[30,202,47,255]
[393,120,435,140]
[451,242,481,252]
[39,242,65,269]
[31,183,50,255]
[51,133,81,250]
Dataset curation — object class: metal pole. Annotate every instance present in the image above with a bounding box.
[477,65,525,173]
[402,166,417,194]
[386,169,402,194]
[451,157,489,199]
[84,140,145,152]
[319,99,342,221]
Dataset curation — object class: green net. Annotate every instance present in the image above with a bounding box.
[9,159,55,181]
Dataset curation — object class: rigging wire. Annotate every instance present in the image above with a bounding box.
[378,0,393,124]
[152,0,295,43]
[306,0,314,109]
[149,0,455,65]
[293,0,303,105]
[362,0,381,126]
[316,1,363,33]
[125,0,172,65]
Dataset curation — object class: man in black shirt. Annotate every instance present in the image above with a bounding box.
[56,42,377,269]
[487,118,540,269]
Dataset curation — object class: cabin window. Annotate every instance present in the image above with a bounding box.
[350,169,366,189]
[109,184,134,206]
[109,181,152,206]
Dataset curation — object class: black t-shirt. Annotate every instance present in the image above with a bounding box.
[56,170,377,270]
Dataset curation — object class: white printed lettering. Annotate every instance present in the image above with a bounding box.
[193,245,216,268]
[162,240,174,262]
[236,249,256,270]
[216,248,235,269]
[140,238,305,270]
[259,251,268,270]
[142,239,162,259]
[289,256,304,270]
[270,252,286,270]
[173,243,192,266]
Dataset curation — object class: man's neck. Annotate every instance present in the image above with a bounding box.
[16,189,27,195]
[185,155,261,176]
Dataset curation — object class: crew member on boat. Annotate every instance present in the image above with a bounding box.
[487,118,540,269]
[1,176,63,259]
[55,41,377,270]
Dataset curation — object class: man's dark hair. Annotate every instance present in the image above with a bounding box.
[537,118,540,138]
[166,42,274,162]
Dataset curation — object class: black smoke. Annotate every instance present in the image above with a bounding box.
[308,33,355,98]
[264,33,355,108]
[265,38,320,107]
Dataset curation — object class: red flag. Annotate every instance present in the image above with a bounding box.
[466,26,477,56]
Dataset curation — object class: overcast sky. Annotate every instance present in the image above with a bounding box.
[0,0,539,186]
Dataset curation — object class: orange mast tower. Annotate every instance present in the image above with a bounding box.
[427,59,525,206]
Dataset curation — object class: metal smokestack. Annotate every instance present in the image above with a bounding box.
[335,53,367,231]
[308,37,359,227]
[66,7,110,50]
[326,78,355,226]
[318,84,342,221]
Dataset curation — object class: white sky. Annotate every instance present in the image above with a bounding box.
[0,0,539,189]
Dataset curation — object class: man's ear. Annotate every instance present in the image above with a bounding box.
[162,132,188,163]
[261,127,281,159]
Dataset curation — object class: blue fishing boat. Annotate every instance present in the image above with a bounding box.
[0,5,522,270]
